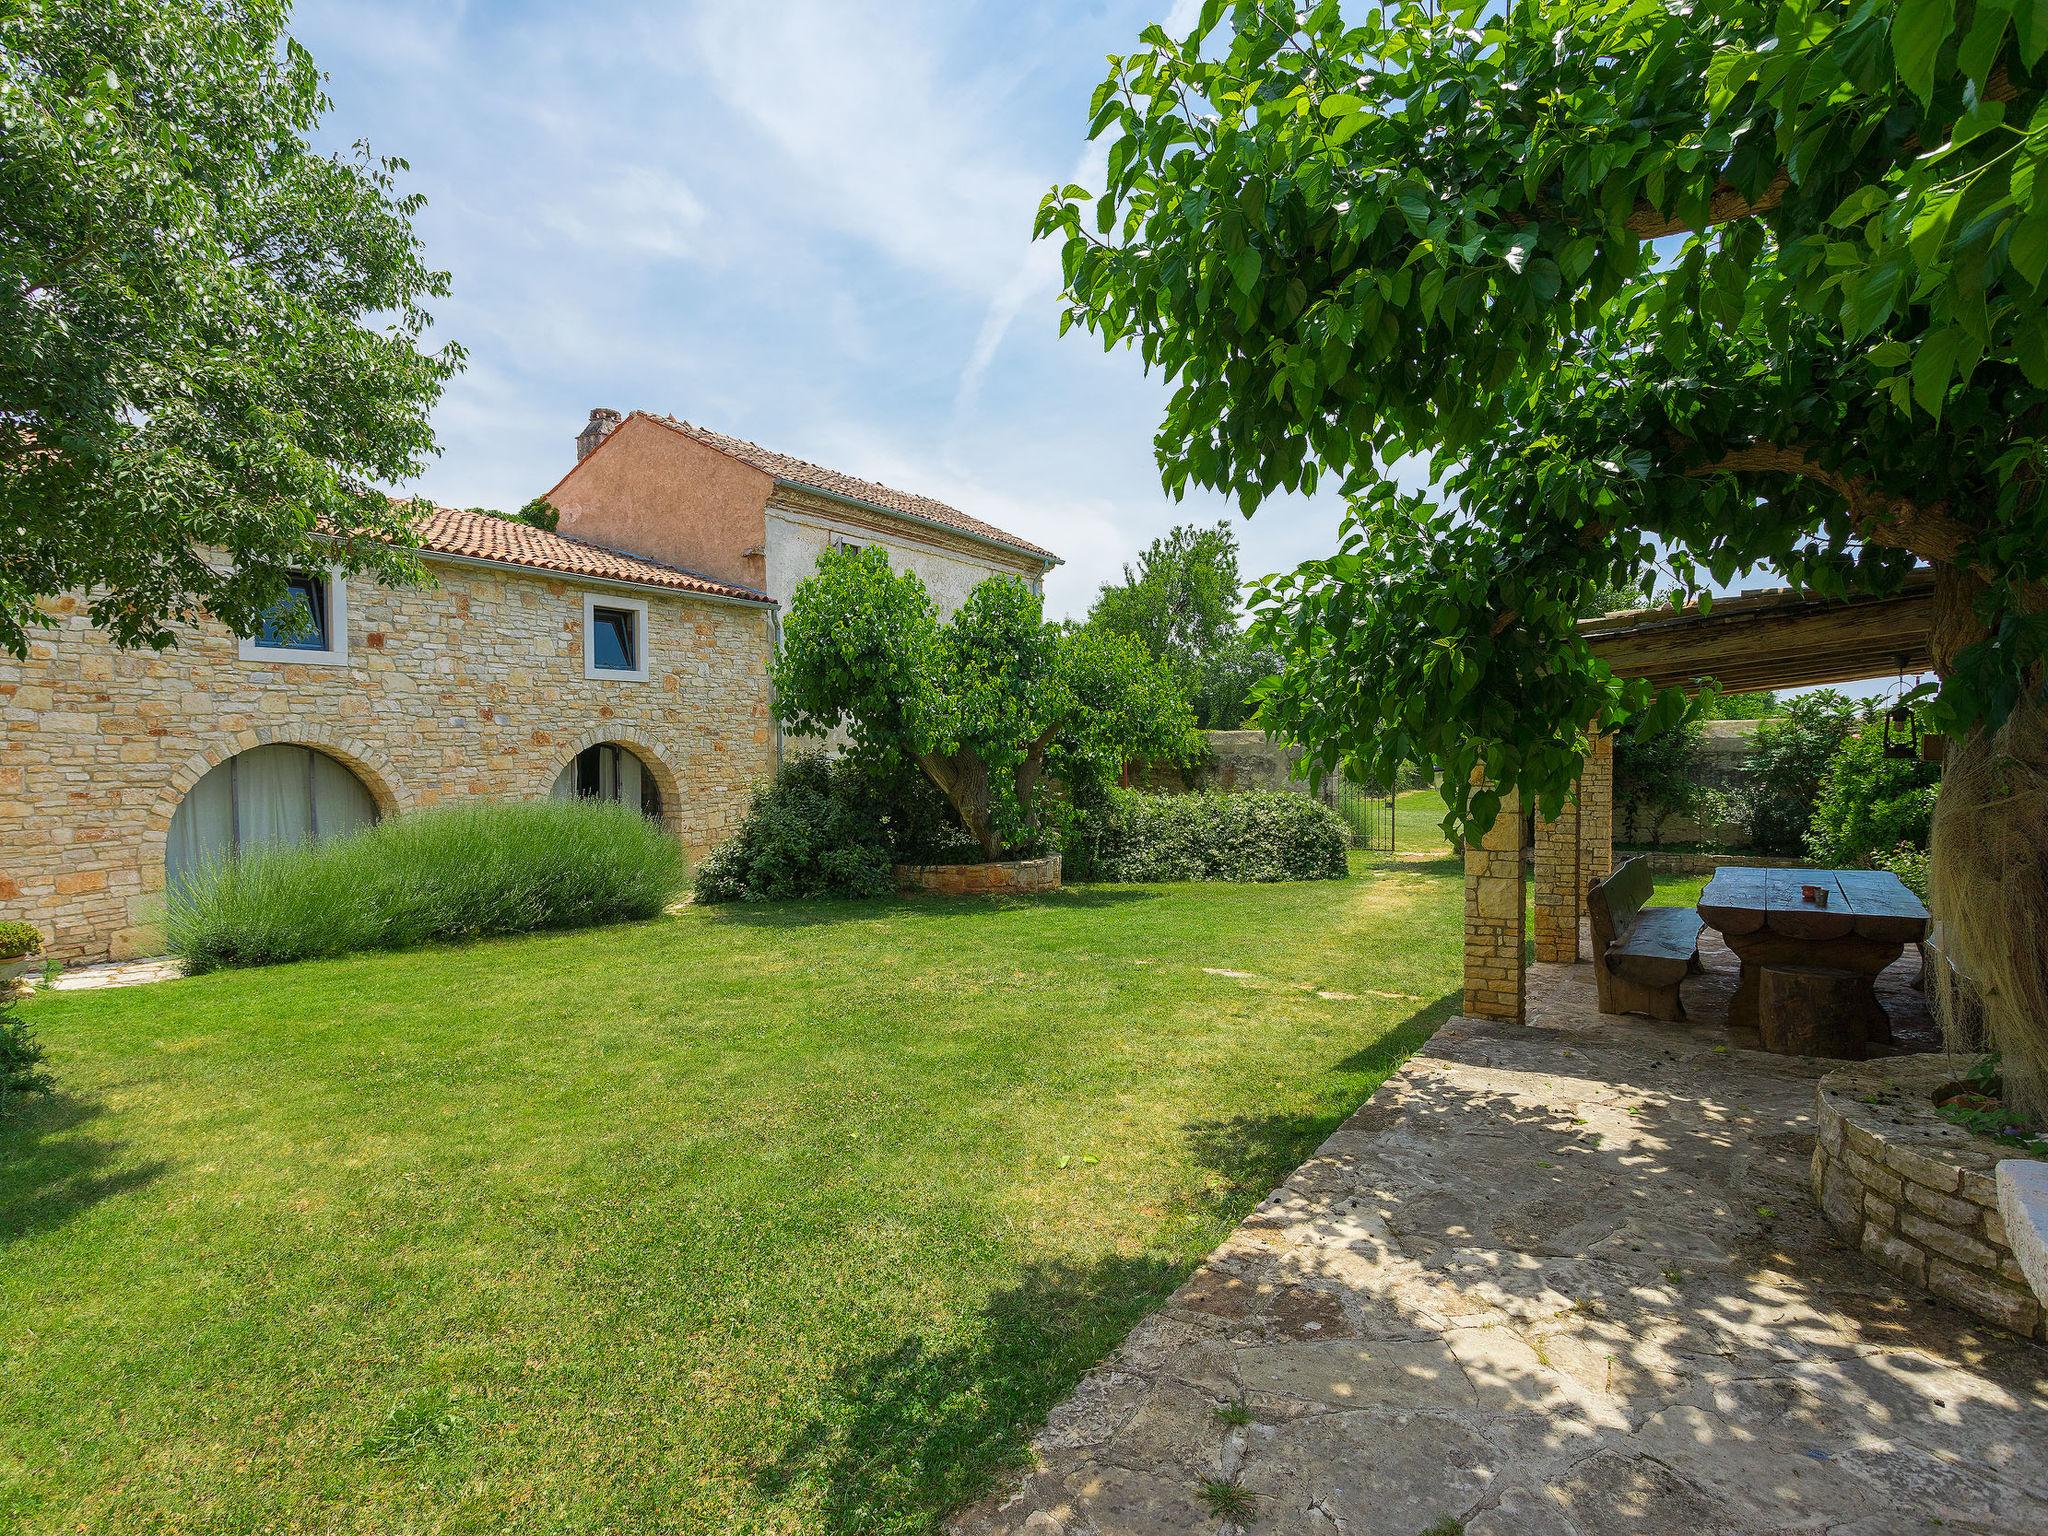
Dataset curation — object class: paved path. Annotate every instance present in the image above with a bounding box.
[954,960,2047,1535]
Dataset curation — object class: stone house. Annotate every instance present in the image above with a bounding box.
[1,508,777,963]
[547,409,1061,618]
[3,414,1061,965]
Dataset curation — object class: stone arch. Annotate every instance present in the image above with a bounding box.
[140,728,411,896]
[541,728,685,839]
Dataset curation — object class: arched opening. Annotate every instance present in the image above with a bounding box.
[166,744,381,887]
[551,742,664,820]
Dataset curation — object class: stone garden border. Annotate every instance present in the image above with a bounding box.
[893,855,1061,896]
[1812,1054,2045,1340]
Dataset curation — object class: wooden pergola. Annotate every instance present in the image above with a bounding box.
[1463,571,1939,1023]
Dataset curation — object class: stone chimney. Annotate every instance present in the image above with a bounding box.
[576,407,623,462]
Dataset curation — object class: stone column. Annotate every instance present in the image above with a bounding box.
[1532,784,1582,965]
[1463,781,1527,1023]
[1578,731,1614,890]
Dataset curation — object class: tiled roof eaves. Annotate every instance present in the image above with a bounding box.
[767,477,1065,569]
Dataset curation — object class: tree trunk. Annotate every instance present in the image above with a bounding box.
[1926,566,2048,1118]
[919,750,1002,861]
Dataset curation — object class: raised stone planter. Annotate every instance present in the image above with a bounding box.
[1812,1054,2045,1340]
[893,855,1060,896]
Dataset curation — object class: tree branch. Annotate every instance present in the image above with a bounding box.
[1686,442,1981,567]
[1618,71,2017,240]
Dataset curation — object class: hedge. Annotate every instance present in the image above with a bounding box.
[1074,788,1349,882]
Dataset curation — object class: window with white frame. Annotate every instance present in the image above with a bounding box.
[583,593,649,681]
[239,567,348,666]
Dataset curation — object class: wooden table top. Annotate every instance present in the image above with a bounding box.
[1697,866,1929,945]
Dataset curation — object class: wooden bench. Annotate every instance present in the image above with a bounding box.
[1588,855,1705,1021]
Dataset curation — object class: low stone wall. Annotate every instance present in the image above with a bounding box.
[894,855,1061,896]
[1630,851,1815,875]
[1812,1055,2044,1340]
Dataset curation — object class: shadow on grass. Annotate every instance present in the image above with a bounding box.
[0,1092,168,1250]
[1181,990,1461,1222]
[694,886,1164,931]
[749,1251,1180,1532]
[749,991,1462,1532]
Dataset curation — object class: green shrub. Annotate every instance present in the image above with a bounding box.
[0,997,54,1109]
[1738,690,1860,854]
[1805,720,1941,869]
[693,755,977,904]
[0,921,41,960]
[165,800,684,971]
[1072,789,1349,882]
[1878,842,1931,902]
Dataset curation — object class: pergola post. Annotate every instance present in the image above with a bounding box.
[1462,780,1527,1023]
[1532,789,1582,964]
[1578,730,1614,890]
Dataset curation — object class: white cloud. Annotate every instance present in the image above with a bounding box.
[671,0,1049,297]
[538,164,713,264]
[952,0,1204,420]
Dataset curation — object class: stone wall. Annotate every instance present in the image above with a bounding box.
[1463,783,1526,1023]
[1812,1056,2044,1340]
[0,560,776,961]
[764,491,1047,620]
[895,855,1061,896]
[1132,730,1337,796]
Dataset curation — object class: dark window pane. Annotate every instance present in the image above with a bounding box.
[591,607,636,671]
[257,574,329,650]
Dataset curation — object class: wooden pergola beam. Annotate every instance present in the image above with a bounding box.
[1579,573,1936,694]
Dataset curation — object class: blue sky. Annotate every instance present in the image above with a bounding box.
[292,0,1349,621]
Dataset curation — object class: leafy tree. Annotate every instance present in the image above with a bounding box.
[1614,711,1705,845]
[469,497,561,533]
[1700,689,1783,721]
[1043,0,2048,1107]
[1742,689,1862,853]
[772,548,1197,860]
[1086,520,1280,727]
[1807,712,1943,866]
[1,0,461,656]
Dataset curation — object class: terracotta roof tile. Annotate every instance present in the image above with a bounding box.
[413,506,771,604]
[639,413,1060,565]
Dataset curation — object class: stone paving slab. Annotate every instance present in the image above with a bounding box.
[953,961,2048,1536]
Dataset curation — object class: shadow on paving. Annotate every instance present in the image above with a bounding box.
[0,1092,168,1250]
[951,1000,2048,1534]
[748,992,1463,1533]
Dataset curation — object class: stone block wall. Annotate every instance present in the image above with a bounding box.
[1812,1056,2044,1340]
[895,856,1061,896]
[0,560,776,961]
[1463,783,1526,1022]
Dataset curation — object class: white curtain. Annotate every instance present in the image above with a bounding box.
[310,751,377,840]
[165,746,378,887]
[165,764,233,889]
[237,744,313,851]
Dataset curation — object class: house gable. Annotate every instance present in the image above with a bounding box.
[547,414,775,593]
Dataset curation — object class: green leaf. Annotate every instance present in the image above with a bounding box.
[1827,184,1892,227]
[1228,247,1262,295]
[2012,213,2048,286]
[1912,327,1962,418]
[2020,0,2048,65]
[1892,0,1956,105]
[1318,93,1366,117]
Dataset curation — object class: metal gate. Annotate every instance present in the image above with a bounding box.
[1325,779,1396,854]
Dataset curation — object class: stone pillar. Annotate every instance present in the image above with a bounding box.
[1578,731,1614,890]
[1532,785,1582,965]
[1463,781,1527,1023]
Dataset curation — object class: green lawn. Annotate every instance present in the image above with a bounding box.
[1,856,1465,1535]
